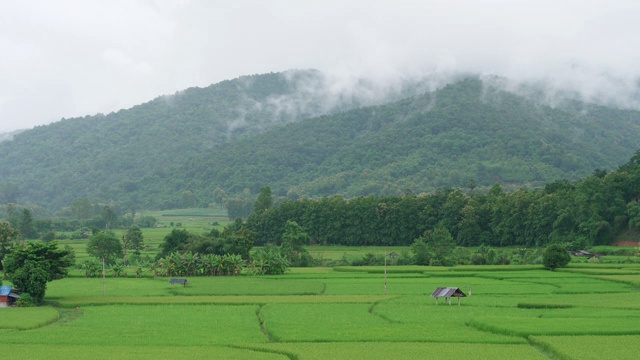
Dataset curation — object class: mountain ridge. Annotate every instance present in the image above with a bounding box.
[1,72,639,211]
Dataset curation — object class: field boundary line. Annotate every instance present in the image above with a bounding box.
[527,336,567,360]
[256,304,277,343]
[228,345,298,360]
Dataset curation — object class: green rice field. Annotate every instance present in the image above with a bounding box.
[1,263,640,359]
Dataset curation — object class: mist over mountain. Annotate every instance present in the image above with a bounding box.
[170,77,640,202]
[1,70,639,211]
[0,69,440,209]
[0,129,25,143]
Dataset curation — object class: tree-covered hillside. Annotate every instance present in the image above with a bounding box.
[0,69,406,209]
[1,74,640,211]
[171,77,640,204]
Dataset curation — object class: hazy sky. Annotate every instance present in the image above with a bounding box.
[1,0,639,132]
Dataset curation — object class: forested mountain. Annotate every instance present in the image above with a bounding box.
[0,69,422,209]
[1,72,640,211]
[168,77,640,206]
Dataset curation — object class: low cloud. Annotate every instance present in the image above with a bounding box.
[1,0,639,132]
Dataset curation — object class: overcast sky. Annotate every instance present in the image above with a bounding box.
[1,0,639,132]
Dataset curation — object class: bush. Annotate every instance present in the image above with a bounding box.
[352,253,385,266]
[543,244,571,270]
[16,293,37,307]
[137,216,157,228]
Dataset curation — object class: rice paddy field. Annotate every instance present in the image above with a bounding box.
[2,263,640,359]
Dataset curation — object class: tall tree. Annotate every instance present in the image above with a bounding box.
[101,206,118,230]
[87,231,123,265]
[254,186,273,215]
[124,225,144,256]
[19,208,34,240]
[157,228,191,259]
[0,221,19,267]
[280,220,311,266]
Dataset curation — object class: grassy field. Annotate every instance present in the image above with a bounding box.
[6,208,639,358]
[2,263,640,359]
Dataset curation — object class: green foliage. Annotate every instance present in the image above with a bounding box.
[410,238,430,265]
[3,241,73,281]
[136,216,157,228]
[87,231,123,264]
[543,244,571,270]
[246,152,640,249]
[0,220,19,262]
[82,260,101,278]
[157,228,191,259]
[4,241,72,304]
[18,208,34,239]
[11,263,48,303]
[124,225,144,256]
[253,186,273,216]
[280,221,311,266]
[251,246,289,275]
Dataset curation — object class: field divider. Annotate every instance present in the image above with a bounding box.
[368,299,399,324]
[53,294,401,307]
[527,336,568,360]
[256,305,277,343]
[228,345,298,360]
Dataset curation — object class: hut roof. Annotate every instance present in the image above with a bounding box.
[0,286,12,297]
[430,287,466,298]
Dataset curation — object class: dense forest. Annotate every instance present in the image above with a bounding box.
[177,78,640,207]
[0,69,400,209]
[247,152,640,249]
[1,72,640,213]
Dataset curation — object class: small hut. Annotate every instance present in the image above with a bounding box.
[169,278,188,287]
[430,287,466,305]
[0,286,21,307]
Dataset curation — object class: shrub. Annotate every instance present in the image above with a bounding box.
[543,244,571,270]
[16,293,37,307]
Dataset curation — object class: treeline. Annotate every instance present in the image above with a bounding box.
[0,199,156,241]
[248,152,640,248]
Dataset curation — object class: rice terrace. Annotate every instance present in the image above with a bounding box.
[2,220,640,360]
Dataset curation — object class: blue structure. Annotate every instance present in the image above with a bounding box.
[0,285,20,307]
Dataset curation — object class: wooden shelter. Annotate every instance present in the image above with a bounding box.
[169,278,188,287]
[430,287,466,305]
